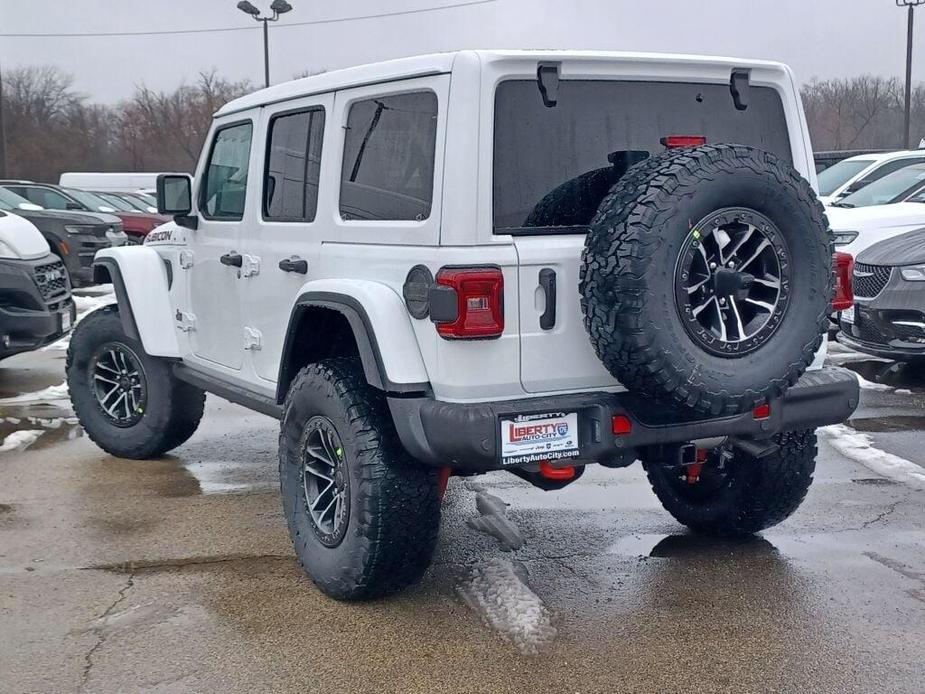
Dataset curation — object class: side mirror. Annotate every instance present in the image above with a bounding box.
[156,173,197,228]
[65,201,83,210]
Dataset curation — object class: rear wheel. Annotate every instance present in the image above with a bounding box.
[66,306,205,458]
[279,358,440,601]
[644,430,817,536]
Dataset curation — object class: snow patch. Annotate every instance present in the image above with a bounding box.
[854,373,892,391]
[0,383,70,405]
[821,425,925,490]
[0,430,43,453]
[456,558,556,655]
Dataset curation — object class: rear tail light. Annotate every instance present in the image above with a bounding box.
[833,252,854,311]
[753,403,771,420]
[433,267,504,339]
[660,135,707,149]
[612,414,633,435]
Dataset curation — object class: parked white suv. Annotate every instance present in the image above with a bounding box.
[817,149,925,206]
[66,51,858,600]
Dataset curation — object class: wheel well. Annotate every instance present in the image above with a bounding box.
[277,306,363,402]
[93,264,112,284]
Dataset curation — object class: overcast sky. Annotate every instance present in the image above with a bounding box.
[0,0,921,103]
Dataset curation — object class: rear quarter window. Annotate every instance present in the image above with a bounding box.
[493,80,792,234]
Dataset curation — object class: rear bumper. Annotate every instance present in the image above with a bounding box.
[389,366,860,472]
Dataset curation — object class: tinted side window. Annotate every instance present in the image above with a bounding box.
[340,91,437,221]
[264,108,325,222]
[201,122,253,221]
[14,186,71,210]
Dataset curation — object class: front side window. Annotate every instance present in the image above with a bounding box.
[201,121,253,220]
[264,108,325,222]
[340,91,437,221]
[13,186,72,210]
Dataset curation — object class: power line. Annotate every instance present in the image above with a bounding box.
[0,0,496,38]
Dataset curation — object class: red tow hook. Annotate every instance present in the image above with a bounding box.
[438,467,452,501]
[686,449,709,484]
[538,461,576,481]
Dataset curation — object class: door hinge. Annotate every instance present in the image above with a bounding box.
[241,254,261,278]
[178,250,194,269]
[175,309,196,332]
[243,327,262,350]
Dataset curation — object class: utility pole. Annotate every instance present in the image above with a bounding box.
[897,0,925,149]
[237,0,294,89]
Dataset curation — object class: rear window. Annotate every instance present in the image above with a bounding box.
[493,80,792,234]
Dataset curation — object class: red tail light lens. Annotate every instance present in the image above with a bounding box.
[660,135,707,149]
[753,403,771,420]
[434,267,504,339]
[833,252,854,311]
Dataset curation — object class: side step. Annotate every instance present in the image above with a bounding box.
[173,364,282,419]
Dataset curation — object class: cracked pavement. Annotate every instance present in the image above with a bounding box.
[2,349,925,692]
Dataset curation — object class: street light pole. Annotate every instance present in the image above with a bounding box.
[237,0,294,89]
[897,0,925,149]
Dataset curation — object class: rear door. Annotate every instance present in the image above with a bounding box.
[492,78,794,394]
[240,94,333,384]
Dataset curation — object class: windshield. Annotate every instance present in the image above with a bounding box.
[816,159,873,195]
[493,80,792,233]
[836,165,925,208]
[63,187,116,212]
[0,186,42,211]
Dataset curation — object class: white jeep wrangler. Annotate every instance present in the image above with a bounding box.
[66,51,859,601]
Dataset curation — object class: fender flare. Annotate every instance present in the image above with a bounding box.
[92,247,181,357]
[277,281,430,402]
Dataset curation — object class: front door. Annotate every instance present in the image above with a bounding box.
[186,119,255,372]
[241,95,333,384]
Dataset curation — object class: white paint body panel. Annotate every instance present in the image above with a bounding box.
[95,246,181,357]
[828,203,925,257]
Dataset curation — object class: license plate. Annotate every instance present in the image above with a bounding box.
[841,306,854,324]
[61,310,72,332]
[500,412,580,465]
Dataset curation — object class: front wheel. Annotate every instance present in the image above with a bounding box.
[644,430,817,537]
[279,358,440,601]
[66,306,206,459]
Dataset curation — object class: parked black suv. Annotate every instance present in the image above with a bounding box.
[0,187,124,287]
[0,211,75,360]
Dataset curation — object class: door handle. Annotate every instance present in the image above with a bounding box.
[220,251,243,268]
[539,268,557,330]
[278,256,308,274]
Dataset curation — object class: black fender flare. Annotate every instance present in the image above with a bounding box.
[276,291,430,404]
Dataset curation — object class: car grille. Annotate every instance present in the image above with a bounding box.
[853,313,886,344]
[853,263,892,299]
[33,260,69,302]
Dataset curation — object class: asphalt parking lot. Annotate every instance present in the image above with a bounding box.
[1,302,924,693]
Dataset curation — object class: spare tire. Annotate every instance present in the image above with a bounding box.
[580,144,832,416]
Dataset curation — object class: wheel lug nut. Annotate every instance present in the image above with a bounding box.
[709,262,717,270]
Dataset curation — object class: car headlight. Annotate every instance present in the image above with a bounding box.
[110,223,123,234]
[831,230,859,246]
[900,265,925,281]
[64,224,95,235]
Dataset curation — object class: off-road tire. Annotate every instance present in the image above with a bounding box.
[279,358,440,601]
[644,430,817,536]
[580,144,833,416]
[66,305,205,458]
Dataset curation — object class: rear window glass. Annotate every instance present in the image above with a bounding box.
[493,80,792,233]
